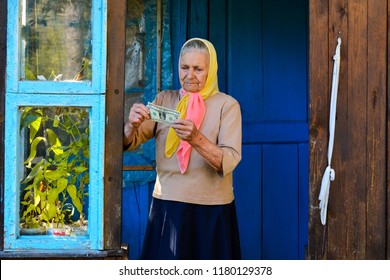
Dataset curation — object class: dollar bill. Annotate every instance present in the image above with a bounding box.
[147,102,180,124]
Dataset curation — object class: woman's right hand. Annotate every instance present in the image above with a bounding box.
[127,103,150,129]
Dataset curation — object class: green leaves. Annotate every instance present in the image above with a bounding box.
[21,159,44,184]
[20,107,43,142]
[23,137,45,165]
[67,184,82,213]
[20,107,90,228]
[46,128,63,155]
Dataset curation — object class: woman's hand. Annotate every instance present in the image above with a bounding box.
[124,103,150,148]
[171,119,200,143]
[172,119,223,172]
[127,103,150,129]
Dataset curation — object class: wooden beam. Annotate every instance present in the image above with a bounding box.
[366,0,387,260]
[123,166,154,171]
[325,0,349,260]
[339,0,367,259]
[105,0,126,250]
[387,0,390,260]
[308,0,330,260]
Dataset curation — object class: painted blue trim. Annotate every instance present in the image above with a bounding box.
[18,82,95,94]
[6,0,107,94]
[93,0,107,93]
[89,94,105,249]
[4,93,105,250]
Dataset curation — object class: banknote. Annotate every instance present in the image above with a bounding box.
[147,102,180,124]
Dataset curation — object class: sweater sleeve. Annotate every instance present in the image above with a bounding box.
[125,119,156,151]
[218,97,242,176]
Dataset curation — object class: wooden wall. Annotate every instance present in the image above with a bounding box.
[309,0,388,259]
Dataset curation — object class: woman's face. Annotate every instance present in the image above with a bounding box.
[179,49,209,93]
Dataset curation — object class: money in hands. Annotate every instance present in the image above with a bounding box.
[147,102,180,124]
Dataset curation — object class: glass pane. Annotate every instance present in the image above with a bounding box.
[125,0,145,91]
[123,0,157,167]
[20,0,92,82]
[19,106,90,237]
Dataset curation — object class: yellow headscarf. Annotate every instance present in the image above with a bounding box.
[165,38,219,158]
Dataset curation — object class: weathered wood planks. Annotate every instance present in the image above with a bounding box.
[309,0,388,259]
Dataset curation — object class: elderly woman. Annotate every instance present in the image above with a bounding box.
[124,38,242,260]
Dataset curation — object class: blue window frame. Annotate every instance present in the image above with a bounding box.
[4,0,106,251]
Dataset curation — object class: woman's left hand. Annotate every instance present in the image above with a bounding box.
[171,119,200,143]
[171,119,223,172]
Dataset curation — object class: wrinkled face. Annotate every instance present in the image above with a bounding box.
[179,49,209,93]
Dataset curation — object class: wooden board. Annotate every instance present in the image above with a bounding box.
[105,0,126,250]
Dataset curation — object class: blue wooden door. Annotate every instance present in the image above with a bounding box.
[226,0,309,259]
[122,0,309,260]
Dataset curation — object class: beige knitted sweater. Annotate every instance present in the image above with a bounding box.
[126,90,242,205]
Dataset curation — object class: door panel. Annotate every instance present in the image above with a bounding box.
[228,0,263,122]
[262,0,308,121]
[262,144,299,260]
[234,145,262,260]
[121,182,152,260]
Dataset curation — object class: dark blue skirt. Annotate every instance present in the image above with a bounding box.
[140,197,241,260]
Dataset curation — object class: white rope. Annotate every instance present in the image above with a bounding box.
[319,37,341,225]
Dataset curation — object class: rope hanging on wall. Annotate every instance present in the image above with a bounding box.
[318,36,341,225]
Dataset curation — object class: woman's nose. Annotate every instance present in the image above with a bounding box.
[187,69,194,78]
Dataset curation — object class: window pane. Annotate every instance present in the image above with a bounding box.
[125,0,145,90]
[20,0,92,82]
[19,106,90,237]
